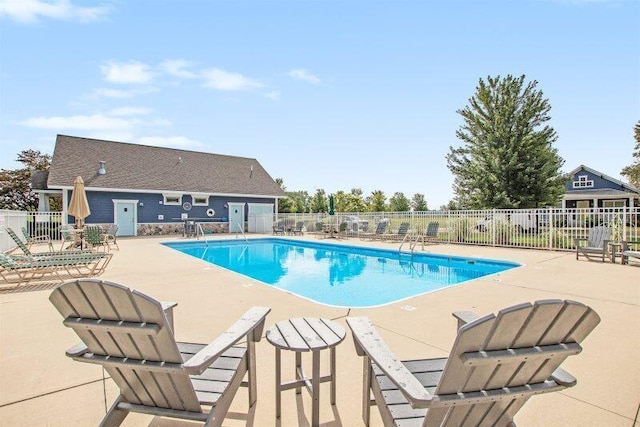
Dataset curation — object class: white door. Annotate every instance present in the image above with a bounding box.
[228,203,245,233]
[114,200,137,236]
[248,203,274,233]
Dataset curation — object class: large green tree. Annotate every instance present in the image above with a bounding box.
[275,178,293,213]
[366,190,387,212]
[447,75,566,209]
[411,193,428,211]
[621,121,640,189]
[309,189,328,213]
[287,190,310,213]
[333,190,348,212]
[388,192,411,211]
[0,149,52,210]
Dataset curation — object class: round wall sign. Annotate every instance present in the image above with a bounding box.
[206,208,215,217]
[182,202,192,211]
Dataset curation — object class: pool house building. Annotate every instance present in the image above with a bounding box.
[32,135,286,236]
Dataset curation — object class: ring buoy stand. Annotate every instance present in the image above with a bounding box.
[206,208,215,217]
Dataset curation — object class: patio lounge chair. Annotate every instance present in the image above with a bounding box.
[360,221,388,241]
[0,251,112,285]
[59,224,77,251]
[84,225,109,252]
[346,299,600,427]
[49,279,271,427]
[417,221,440,249]
[273,220,285,235]
[292,221,305,235]
[6,227,92,259]
[20,226,54,251]
[104,224,120,251]
[381,222,410,242]
[621,240,640,265]
[574,226,612,262]
[313,222,326,239]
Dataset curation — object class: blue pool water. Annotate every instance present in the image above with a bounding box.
[163,239,519,308]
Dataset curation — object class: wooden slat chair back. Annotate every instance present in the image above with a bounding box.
[347,300,600,427]
[50,279,200,413]
[587,226,611,248]
[575,226,612,261]
[49,279,271,426]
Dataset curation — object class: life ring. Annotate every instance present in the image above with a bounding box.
[206,208,215,217]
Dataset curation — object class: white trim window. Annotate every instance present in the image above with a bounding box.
[603,200,625,208]
[191,194,209,206]
[572,175,594,188]
[163,193,182,205]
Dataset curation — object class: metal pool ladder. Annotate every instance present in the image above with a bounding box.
[399,233,420,254]
[196,223,209,246]
[235,222,248,242]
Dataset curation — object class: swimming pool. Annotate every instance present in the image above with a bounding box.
[163,239,520,308]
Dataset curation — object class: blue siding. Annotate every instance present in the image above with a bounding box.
[67,191,275,224]
[566,168,628,192]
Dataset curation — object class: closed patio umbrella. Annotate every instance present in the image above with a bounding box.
[68,176,91,228]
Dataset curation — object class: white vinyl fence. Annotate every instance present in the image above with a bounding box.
[0,210,64,252]
[1,208,638,253]
[278,207,640,251]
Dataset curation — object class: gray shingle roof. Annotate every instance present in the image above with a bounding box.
[47,135,286,197]
[31,170,49,190]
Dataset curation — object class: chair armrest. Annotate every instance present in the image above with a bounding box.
[161,301,177,333]
[183,306,270,375]
[452,310,479,328]
[573,237,587,244]
[346,317,433,408]
[550,367,577,387]
[622,240,640,251]
[66,342,88,358]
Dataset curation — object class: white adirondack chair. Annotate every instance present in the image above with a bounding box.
[50,279,270,427]
[574,225,612,262]
[347,300,600,427]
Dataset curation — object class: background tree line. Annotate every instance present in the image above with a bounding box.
[275,178,429,213]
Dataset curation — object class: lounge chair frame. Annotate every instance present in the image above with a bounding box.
[0,252,112,285]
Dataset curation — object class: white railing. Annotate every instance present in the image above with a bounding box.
[277,207,640,251]
[2,208,638,253]
[0,210,65,252]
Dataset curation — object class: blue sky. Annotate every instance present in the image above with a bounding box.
[1,0,638,208]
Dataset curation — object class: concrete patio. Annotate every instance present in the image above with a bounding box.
[0,234,638,426]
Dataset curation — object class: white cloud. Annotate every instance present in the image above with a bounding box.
[288,68,321,85]
[108,107,152,116]
[161,59,199,79]
[20,114,133,131]
[264,91,281,101]
[93,88,134,98]
[135,136,204,149]
[202,68,262,91]
[93,87,158,99]
[101,61,154,84]
[0,0,110,23]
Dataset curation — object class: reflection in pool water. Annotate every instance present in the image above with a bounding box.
[164,239,519,308]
